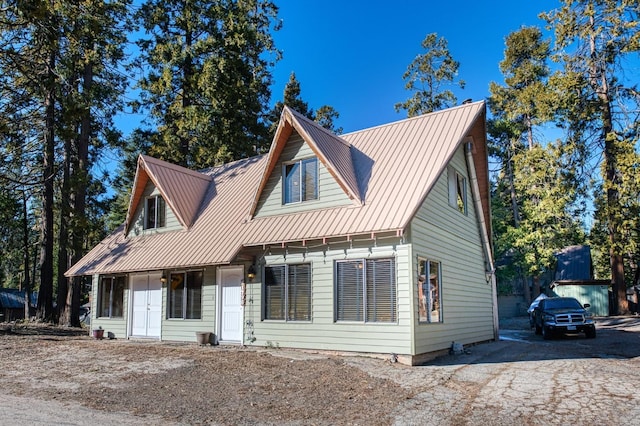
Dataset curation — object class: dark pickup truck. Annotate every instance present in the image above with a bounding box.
[532,297,596,340]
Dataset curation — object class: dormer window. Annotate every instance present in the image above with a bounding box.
[145,195,166,229]
[283,157,318,204]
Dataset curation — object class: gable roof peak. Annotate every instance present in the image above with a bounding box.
[124,155,213,234]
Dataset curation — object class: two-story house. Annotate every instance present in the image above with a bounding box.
[66,100,496,365]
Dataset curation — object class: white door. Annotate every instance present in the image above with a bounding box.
[218,267,244,343]
[130,272,162,338]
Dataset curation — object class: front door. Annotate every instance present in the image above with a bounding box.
[130,272,162,338]
[218,266,244,343]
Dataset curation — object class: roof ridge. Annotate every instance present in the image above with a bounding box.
[341,100,485,138]
[284,106,352,148]
[141,155,212,182]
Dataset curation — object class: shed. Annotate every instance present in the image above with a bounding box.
[551,280,610,316]
[0,289,37,321]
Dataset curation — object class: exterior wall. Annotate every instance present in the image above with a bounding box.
[128,181,182,237]
[254,131,352,217]
[409,145,495,355]
[552,285,609,317]
[90,274,129,338]
[243,241,413,356]
[161,267,217,342]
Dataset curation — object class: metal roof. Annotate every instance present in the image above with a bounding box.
[554,245,594,281]
[66,101,488,277]
[0,289,37,309]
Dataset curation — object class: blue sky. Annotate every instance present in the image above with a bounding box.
[269,0,559,133]
[110,1,559,161]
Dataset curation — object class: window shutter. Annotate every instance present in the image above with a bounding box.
[264,266,286,320]
[336,261,364,321]
[288,264,311,321]
[366,259,396,322]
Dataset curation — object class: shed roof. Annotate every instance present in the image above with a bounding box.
[66,101,488,277]
[0,289,36,309]
[554,245,593,281]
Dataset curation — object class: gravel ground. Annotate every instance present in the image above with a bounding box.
[1,317,639,425]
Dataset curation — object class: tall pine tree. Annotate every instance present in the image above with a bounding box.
[542,0,640,314]
[135,0,281,168]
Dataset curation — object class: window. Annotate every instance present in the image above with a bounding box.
[418,259,442,323]
[98,275,125,318]
[145,195,166,229]
[283,157,318,204]
[264,264,311,321]
[448,167,467,214]
[335,258,396,323]
[168,271,202,319]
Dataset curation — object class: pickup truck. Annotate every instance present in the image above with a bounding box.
[532,296,596,340]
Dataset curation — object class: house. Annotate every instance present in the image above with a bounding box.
[66,101,496,365]
[549,245,610,316]
[0,289,37,322]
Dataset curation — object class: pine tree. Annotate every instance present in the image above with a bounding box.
[135,0,281,168]
[396,33,465,117]
[267,72,342,136]
[542,0,640,314]
[489,26,586,301]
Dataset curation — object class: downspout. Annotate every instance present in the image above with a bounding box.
[465,141,499,341]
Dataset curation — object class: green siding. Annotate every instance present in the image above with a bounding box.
[254,132,352,217]
[409,145,495,354]
[243,242,413,355]
[553,285,609,316]
[128,182,182,237]
[161,267,217,342]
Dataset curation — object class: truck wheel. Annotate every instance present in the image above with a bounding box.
[585,328,596,339]
[542,326,553,340]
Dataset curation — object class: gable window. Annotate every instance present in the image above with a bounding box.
[145,195,166,229]
[168,270,202,319]
[283,157,318,204]
[98,275,125,318]
[448,167,467,214]
[335,258,396,323]
[418,259,442,323]
[264,264,311,321]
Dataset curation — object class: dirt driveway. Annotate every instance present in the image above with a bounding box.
[1,317,639,425]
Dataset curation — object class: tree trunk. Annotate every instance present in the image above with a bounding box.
[57,131,72,325]
[67,61,93,328]
[21,191,31,321]
[36,50,56,322]
[588,14,629,316]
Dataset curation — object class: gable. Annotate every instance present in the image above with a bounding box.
[253,130,354,217]
[249,107,361,218]
[125,155,212,235]
[127,180,182,237]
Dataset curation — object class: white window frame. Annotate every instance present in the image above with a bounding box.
[417,258,443,324]
[282,157,318,204]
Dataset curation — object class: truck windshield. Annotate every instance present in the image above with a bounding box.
[545,298,582,310]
